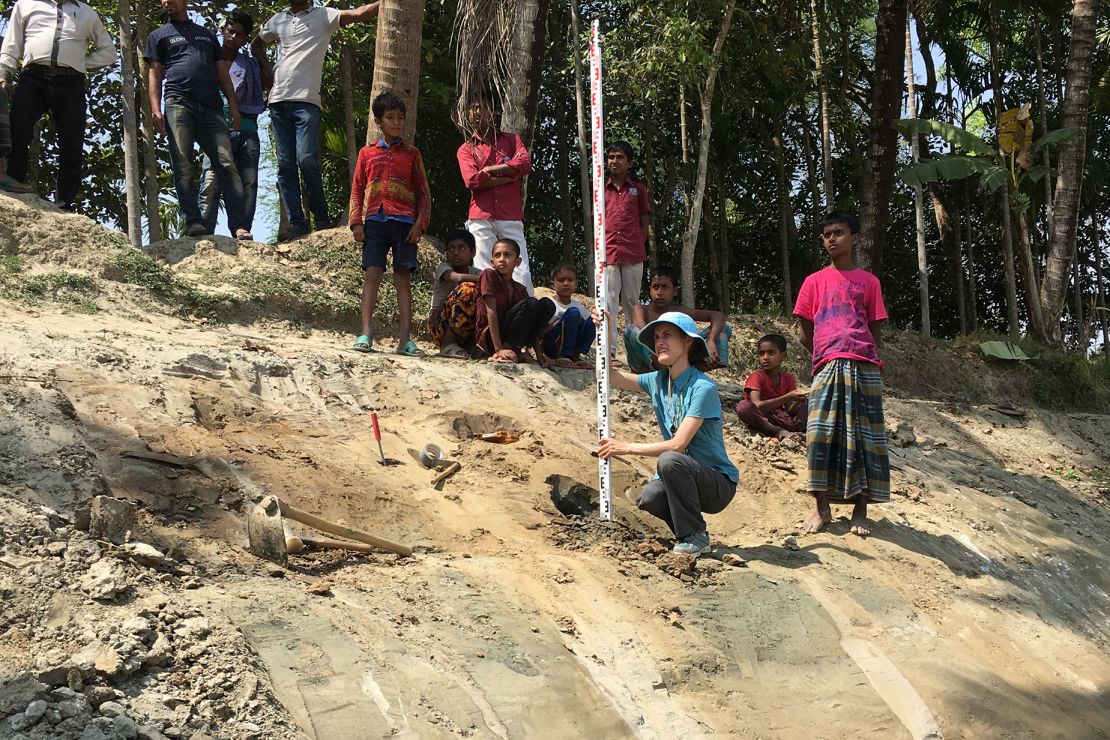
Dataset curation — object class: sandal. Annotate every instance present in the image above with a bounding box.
[0,176,32,194]
[351,335,373,353]
[438,343,469,359]
[395,340,424,357]
[235,229,254,241]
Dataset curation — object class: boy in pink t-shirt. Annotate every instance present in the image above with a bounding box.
[793,211,890,538]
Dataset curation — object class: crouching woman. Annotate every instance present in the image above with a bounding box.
[598,311,739,555]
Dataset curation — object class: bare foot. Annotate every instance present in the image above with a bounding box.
[802,507,832,534]
[775,429,801,441]
[850,500,870,537]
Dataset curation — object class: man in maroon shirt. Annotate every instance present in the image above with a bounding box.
[603,141,651,352]
[456,89,534,294]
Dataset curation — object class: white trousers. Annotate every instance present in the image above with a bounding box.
[605,261,645,346]
[466,218,534,295]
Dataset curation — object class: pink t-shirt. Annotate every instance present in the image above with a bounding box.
[793,266,887,372]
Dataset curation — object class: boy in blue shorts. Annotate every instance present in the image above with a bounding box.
[348,91,431,356]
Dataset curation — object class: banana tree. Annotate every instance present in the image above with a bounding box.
[895,118,1079,340]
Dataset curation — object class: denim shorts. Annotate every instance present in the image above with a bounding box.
[362,219,417,271]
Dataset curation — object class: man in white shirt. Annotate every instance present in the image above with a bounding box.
[0,0,116,210]
[251,0,377,240]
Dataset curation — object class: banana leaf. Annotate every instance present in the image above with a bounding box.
[894,119,994,156]
[979,341,1035,362]
[897,156,992,187]
[1031,127,1082,154]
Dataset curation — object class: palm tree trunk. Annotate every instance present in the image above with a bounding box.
[1040,0,1099,343]
[963,183,979,331]
[117,0,142,246]
[717,166,730,313]
[679,0,736,307]
[1035,25,1054,244]
[1094,224,1109,359]
[367,0,425,145]
[642,111,658,268]
[501,0,548,152]
[556,85,574,262]
[569,1,593,256]
[772,125,794,314]
[988,8,1021,336]
[857,0,907,275]
[341,43,357,185]
[906,19,929,335]
[809,0,833,211]
[136,11,161,243]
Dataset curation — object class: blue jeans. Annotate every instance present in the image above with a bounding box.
[164,96,247,232]
[199,129,261,233]
[269,101,329,232]
[543,308,596,359]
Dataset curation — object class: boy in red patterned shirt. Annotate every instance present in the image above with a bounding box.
[348,91,431,356]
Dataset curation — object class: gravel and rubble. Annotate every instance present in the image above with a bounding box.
[0,496,301,740]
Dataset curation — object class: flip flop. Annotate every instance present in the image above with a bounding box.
[351,335,372,353]
[396,340,424,357]
[438,343,470,359]
[0,176,32,194]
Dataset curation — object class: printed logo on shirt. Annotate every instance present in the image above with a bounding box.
[628,187,638,196]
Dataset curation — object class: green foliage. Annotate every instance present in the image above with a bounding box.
[1030,353,1110,412]
[0,257,101,312]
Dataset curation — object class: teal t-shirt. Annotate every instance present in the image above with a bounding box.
[637,367,740,483]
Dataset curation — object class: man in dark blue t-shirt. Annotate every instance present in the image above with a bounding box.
[145,0,251,239]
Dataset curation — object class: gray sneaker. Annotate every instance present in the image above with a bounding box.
[673,531,710,556]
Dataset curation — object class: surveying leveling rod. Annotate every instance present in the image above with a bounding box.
[589,20,613,522]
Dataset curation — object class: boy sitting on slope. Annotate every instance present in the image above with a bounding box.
[735,333,807,440]
[624,266,731,373]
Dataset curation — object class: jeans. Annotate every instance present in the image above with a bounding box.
[270,101,329,232]
[637,451,737,538]
[164,96,247,232]
[199,128,260,233]
[7,69,87,208]
[0,86,11,159]
[542,308,596,359]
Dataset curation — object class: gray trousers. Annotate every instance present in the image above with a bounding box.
[637,451,737,538]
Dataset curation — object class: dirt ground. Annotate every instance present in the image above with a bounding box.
[0,194,1108,739]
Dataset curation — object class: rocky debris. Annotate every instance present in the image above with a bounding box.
[783,535,800,551]
[721,553,748,567]
[892,421,917,447]
[655,552,697,581]
[80,559,129,600]
[88,497,137,546]
[0,496,300,740]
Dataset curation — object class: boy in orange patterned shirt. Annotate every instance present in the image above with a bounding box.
[348,91,431,356]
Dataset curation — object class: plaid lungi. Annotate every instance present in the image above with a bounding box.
[428,281,479,349]
[806,358,890,503]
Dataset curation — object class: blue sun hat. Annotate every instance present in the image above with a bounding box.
[637,311,708,356]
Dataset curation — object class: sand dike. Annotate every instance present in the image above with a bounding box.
[0,192,1107,739]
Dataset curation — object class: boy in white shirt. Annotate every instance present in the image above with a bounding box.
[538,262,595,367]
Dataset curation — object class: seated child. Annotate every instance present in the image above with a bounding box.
[624,266,732,373]
[428,229,482,357]
[735,334,808,440]
[538,262,596,367]
[475,238,556,363]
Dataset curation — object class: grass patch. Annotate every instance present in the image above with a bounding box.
[1030,352,1110,412]
[0,257,101,312]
